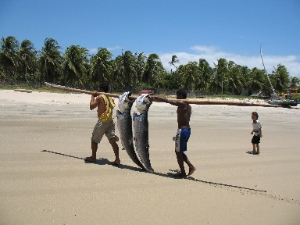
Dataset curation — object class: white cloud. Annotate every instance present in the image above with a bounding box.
[107,45,122,51]
[88,48,98,54]
[190,45,218,54]
[159,45,300,77]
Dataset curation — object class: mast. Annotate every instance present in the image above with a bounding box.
[260,45,277,99]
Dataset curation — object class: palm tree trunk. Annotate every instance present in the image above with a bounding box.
[5,66,7,82]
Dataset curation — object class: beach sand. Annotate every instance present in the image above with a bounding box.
[0,90,299,225]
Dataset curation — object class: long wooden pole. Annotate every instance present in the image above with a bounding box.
[45,82,120,98]
[45,82,276,107]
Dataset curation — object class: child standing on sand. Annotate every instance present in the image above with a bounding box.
[250,112,262,155]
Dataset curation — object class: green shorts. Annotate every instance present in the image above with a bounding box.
[91,120,119,143]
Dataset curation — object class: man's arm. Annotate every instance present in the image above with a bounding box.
[90,91,100,110]
[153,96,186,106]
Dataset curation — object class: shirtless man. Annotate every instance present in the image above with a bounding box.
[153,89,196,178]
[85,83,120,165]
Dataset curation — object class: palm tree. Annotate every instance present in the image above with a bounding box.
[39,38,62,83]
[290,76,300,88]
[143,53,164,85]
[248,67,266,95]
[0,36,20,81]
[169,55,179,70]
[18,39,37,82]
[197,59,212,91]
[62,45,89,86]
[90,48,112,85]
[184,62,199,90]
[134,52,146,84]
[174,62,198,90]
[241,66,251,86]
[111,55,125,90]
[227,61,244,94]
[0,66,4,80]
[122,50,137,90]
[171,66,184,90]
[272,64,289,93]
[210,58,228,93]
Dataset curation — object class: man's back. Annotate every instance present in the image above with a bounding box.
[177,103,191,128]
[96,96,106,118]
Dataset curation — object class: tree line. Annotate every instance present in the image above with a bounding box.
[0,36,299,95]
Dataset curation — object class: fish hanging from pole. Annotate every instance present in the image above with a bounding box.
[116,92,146,170]
[133,94,154,172]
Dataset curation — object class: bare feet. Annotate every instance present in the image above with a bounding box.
[188,166,196,176]
[112,159,121,165]
[84,156,96,162]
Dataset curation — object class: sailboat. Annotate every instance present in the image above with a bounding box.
[260,46,298,107]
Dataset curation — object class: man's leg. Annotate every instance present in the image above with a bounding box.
[85,141,98,162]
[106,121,120,164]
[182,152,196,176]
[86,121,104,162]
[175,151,186,177]
[109,138,120,165]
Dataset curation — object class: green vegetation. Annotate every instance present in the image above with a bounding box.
[1,36,299,97]
[292,93,300,100]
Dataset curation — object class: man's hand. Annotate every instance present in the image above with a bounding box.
[251,131,253,135]
[92,91,98,97]
[151,95,183,106]
[90,92,100,110]
[151,96,166,102]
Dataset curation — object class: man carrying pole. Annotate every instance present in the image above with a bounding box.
[84,82,120,165]
[153,89,196,178]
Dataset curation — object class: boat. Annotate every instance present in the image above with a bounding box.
[260,46,298,107]
[267,99,298,107]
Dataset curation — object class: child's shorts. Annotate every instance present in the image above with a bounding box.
[251,135,260,144]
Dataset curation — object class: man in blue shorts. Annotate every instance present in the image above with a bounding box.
[153,89,196,178]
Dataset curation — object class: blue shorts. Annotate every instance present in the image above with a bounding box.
[175,128,191,152]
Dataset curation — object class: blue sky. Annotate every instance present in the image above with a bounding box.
[1,0,299,77]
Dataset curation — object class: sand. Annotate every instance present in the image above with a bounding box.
[0,89,299,225]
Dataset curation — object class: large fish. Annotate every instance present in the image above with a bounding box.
[116,92,145,170]
[133,94,154,172]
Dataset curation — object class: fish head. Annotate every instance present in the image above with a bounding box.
[118,91,134,113]
[135,94,152,113]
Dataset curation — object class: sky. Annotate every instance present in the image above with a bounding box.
[1,0,299,77]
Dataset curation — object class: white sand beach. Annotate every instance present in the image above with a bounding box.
[0,90,299,225]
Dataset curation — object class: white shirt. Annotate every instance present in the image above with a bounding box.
[252,120,262,136]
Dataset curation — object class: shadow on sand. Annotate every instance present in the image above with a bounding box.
[41,149,267,193]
